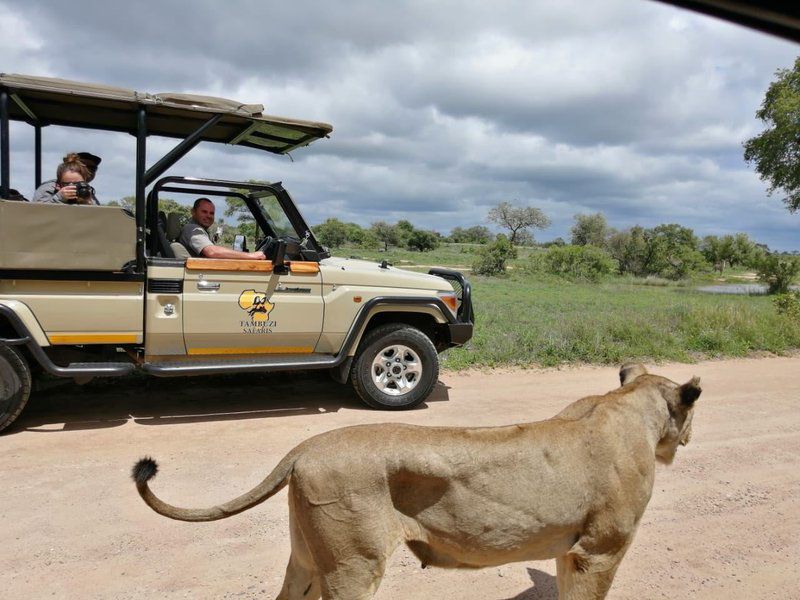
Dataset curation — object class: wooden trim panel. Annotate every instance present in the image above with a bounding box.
[289,261,320,274]
[184,258,319,274]
[185,258,274,272]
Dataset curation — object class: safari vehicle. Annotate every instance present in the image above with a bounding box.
[0,74,474,433]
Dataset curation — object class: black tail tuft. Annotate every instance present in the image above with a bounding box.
[132,457,158,484]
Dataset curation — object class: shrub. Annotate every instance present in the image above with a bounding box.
[774,291,800,320]
[539,245,616,282]
[406,229,441,252]
[472,234,518,276]
[757,254,800,294]
[314,218,348,248]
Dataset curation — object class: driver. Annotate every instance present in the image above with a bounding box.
[179,197,266,260]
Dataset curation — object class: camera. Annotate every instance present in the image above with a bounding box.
[73,182,94,199]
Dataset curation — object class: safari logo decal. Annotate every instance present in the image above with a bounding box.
[238,290,277,333]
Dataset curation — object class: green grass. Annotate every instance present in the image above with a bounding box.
[329,243,799,369]
[441,275,800,370]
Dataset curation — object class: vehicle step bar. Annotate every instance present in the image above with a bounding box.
[143,353,339,377]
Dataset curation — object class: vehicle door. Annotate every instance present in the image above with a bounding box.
[181,192,323,356]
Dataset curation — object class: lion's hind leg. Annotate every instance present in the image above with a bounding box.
[555,539,631,600]
[276,551,321,600]
[277,498,321,600]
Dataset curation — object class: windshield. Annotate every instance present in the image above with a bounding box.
[255,192,300,239]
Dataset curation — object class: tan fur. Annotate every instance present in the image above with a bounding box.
[133,364,701,600]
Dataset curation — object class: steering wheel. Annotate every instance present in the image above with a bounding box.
[255,235,275,253]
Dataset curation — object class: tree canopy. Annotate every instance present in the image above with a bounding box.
[487,201,550,245]
[744,57,800,212]
[570,213,609,247]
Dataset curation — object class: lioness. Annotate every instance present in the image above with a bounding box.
[132,364,701,600]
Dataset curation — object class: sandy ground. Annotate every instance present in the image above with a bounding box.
[1,356,799,599]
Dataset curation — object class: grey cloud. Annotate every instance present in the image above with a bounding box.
[4,0,799,250]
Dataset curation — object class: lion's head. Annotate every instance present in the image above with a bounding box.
[618,363,702,465]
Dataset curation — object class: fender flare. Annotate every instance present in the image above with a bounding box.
[0,300,49,346]
[342,296,454,357]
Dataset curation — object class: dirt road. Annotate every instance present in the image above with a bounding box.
[2,357,798,599]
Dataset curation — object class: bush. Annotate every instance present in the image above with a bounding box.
[757,254,800,294]
[774,291,800,320]
[472,234,518,276]
[406,229,441,252]
[314,218,348,248]
[538,245,616,282]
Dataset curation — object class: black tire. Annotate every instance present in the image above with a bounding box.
[350,324,439,410]
[0,345,32,433]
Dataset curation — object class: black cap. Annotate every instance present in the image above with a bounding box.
[77,152,101,168]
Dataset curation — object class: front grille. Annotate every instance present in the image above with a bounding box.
[148,279,183,294]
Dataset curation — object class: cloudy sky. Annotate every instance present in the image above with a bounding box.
[2,0,798,249]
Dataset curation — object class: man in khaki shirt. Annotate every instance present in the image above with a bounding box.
[179,198,266,260]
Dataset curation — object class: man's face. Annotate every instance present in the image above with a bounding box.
[192,200,215,229]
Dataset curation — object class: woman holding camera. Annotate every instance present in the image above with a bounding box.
[33,152,99,205]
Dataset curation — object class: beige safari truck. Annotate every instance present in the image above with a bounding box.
[0,74,474,433]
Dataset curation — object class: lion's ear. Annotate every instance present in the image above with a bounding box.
[619,363,647,386]
[679,377,702,405]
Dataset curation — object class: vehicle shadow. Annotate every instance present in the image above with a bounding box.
[503,568,557,600]
[10,371,452,434]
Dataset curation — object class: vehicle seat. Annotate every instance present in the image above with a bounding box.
[166,212,190,259]
[156,210,175,259]
[1,188,29,202]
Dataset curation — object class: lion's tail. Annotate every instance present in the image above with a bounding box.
[131,449,299,522]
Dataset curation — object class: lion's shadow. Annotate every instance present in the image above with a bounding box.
[9,371,451,434]
[503,568,557,600]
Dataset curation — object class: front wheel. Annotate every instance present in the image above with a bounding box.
[0,345,32,433]
[350,324,439,410]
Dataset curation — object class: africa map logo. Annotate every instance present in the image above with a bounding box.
[238,290,275,321]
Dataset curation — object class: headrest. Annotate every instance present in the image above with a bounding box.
[166,212,184,241]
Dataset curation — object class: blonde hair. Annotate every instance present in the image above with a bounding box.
[56,153,90,182]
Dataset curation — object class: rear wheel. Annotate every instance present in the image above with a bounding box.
[0,345,32,433]
[350,324,439,410]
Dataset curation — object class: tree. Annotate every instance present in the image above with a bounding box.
[487,201,550,245]
[370,221,400,251]
[344,222,367,245]
[570,213,609,247]
[731,233,764,268]
[743,57,800,212]
[314,218,348,248]
[701,235,735,273]
[606,227,648,276]
[109,196,190,220]
[450,225,492,244]
[644,224,705,280]
[757,254,800,294]
[108,196,135,211]
[407,229,441,252]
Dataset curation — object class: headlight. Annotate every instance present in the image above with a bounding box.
[437,291,458,317]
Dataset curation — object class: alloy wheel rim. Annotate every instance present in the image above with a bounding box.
[370,344,422,396]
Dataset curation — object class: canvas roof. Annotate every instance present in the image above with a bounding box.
[0,73,332,154]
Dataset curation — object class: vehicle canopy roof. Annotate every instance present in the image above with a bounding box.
[0,73,333,154]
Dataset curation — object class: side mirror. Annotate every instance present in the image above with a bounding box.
[233,234,247,252]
